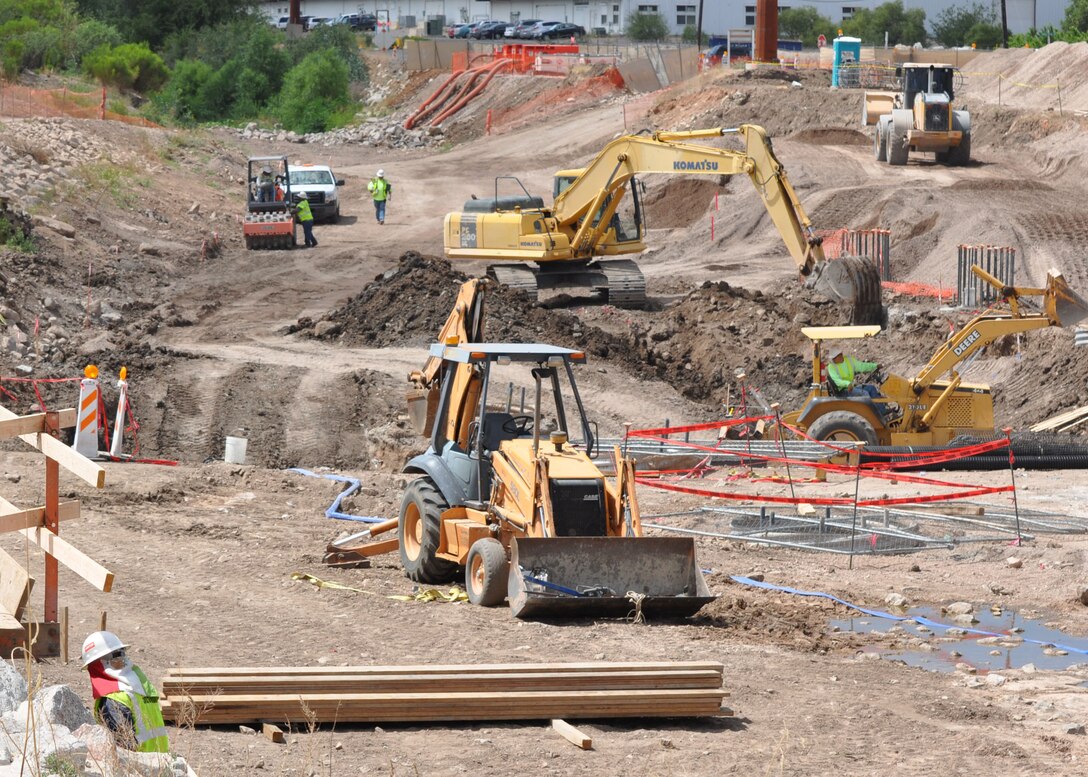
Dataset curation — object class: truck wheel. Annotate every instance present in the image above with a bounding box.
[874,122,887,162]
[399,477,457,583]
[465,538,508,607]
[808,411,878,446]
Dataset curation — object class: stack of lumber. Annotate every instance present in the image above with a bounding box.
[161,661,729,725]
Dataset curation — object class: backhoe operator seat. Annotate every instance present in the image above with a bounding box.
[482,412,518,452]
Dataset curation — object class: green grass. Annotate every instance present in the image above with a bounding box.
[76,161,148,209]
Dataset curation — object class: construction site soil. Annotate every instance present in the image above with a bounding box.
[0,45,1087,775]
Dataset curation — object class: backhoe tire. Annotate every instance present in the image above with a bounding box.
[808,411,878,446]
[874,121,887,162]
[465,538,509,607]
[887,112,910,166]
[399,477,458,583]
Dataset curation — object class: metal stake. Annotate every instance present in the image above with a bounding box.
[1004,428,1022,543]
[848,443,865,569]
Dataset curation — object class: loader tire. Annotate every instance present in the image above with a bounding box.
[808,411,878,446]
[399,477,458,583]
[873,121,887,162]
[946,113,971,166]
[466,538,509,607]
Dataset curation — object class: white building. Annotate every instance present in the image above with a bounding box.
[259,0,1068,36]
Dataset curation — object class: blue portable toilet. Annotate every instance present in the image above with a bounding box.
[831,36,861,88]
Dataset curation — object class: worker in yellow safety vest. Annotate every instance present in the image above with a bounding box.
[82,630,169,753]
[294,192,318,248]
[827,348,895,420]
[367,169,391,225]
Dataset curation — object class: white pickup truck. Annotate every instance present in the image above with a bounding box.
[287,164,344,222]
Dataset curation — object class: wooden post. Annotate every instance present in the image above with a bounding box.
[99,610,107,631]
[61,606,68,664]
[44,457,59,623]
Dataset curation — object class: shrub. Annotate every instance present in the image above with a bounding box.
[84,42,169,94]
[626,12,668,41]
[73,19,122,67]
[288,23,368,83]
[277,49,350,133]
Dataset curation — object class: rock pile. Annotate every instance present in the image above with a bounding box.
[0,661,196,776]
[237,117,444,149]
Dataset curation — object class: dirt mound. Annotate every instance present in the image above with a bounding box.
[791,128,869,146]
[642,177,727,229]
[965,42,1088,112]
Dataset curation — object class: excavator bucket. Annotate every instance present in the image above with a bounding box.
[809,256,884,326]
[1047,271,1088,328]
[508,537,715,620]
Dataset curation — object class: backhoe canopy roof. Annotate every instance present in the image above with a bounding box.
[429,342,587,364]
[800,325,881,342]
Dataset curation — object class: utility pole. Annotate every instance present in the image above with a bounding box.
[696,0,704,47]
[1000,0,1009,47]
[289,0,301,26]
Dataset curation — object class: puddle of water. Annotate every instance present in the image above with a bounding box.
[830,606,1088,673]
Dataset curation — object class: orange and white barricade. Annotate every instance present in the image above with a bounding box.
[109,366,128,458]
[72,364,101,459]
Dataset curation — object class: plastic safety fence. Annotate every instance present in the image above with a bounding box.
[957,244,1015,307]
[625,418,1041,555]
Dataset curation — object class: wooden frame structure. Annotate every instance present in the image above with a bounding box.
[0,405,114,658]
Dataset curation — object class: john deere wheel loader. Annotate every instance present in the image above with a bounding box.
[784,267,1088,446]
[443,124,884,325]
[394,278,714,619]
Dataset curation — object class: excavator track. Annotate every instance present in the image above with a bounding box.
[488,260,647,309]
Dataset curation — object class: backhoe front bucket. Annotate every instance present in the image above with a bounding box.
[1047,271,1088,328]
[508,537,715,620]
[809,256,884,326]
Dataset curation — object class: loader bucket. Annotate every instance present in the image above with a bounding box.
[1046,271,1088,328]
[508,537,716,620]
[809,256,884,326]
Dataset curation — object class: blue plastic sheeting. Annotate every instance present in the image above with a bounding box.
[732,575,1088,657]
[287,468,385,524]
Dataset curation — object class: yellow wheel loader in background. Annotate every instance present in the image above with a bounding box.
[443,124,884,325]
[394,279,714,619]
[864,64,970,166]
[784,268,1088,446]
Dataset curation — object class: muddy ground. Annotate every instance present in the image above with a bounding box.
[1,46,1088,775]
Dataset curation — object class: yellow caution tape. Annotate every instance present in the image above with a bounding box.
[291,572,378,595]
[291,573,468,603]
[389,586,469,603]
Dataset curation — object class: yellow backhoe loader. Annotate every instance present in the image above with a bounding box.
[444,124,884,324]
[784,267,1088,446]
[335,279,714,619]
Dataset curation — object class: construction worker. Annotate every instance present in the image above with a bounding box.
[294,192,318,247]
[81,630,169,753]
[828,348,895,419]
[367,169,391,224]
[256,165,276,202]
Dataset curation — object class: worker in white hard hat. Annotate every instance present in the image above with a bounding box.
[82,630,169,753]
[256,164,276,203]
[293,191,318,248]
[367,168,391,225]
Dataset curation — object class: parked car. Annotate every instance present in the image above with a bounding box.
[309,17,333,28]
[287,164,344,223]
[453,22,481,38]
[274,16,290,30]
[527,21,563,40]
[337,13,377,31]
[477,21,513,39]
[507,19,542,38]
[540,22,585,39]
[299,15,314,30]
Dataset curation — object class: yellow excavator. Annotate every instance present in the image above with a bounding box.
[331,279,714,619]
[785,267,1088,446]
[444,124,884,324]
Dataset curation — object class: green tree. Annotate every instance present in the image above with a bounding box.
[778,7,837,47]
[161,57,212,120]
[843,1,927,46]
[964,20,1003,48]
[287,23,367,83]
[276,49,350,133]
[74,0,256,48]
[930,2,995,46]
[1065,0,1088,32]
[73,18,122,65]
[626,12,668,41]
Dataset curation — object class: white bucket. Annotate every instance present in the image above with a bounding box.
[224,436,248,465]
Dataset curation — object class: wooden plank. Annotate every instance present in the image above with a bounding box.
[166,661,724,678]
[261,722,285,744]
[0,501,81,535]
[44,456,58,623]
[18,527,114,592]
[161,669,726,695]
[0,406,104,488]
[0,410,76,439]
[0,548,32,621]
[552,719,592,750]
